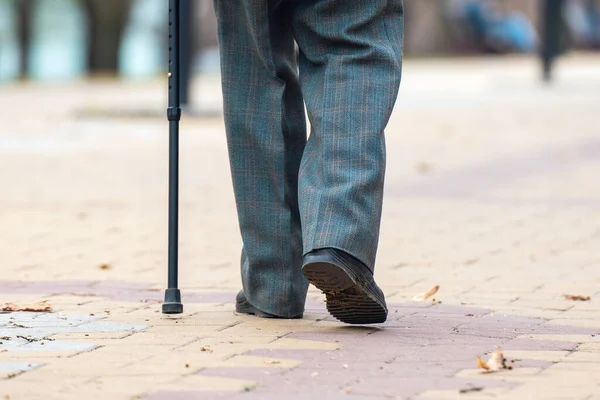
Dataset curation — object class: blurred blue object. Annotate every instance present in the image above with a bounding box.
[118,0,167,80]
[27,0,88,81]
[0,0,20,82]
[464,1,538,52]
[564,0,600,46]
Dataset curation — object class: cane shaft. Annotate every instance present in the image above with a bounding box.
[167,0,180,290]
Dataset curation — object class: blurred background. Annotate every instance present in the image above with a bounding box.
[1,0,599,86]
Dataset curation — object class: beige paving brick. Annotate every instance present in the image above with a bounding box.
[193,335,281,345]
[563,351,600,362]
[138,312,242,327]
[14,357,135,378]
[546,319,600,329]
[51,390,134,400]
[0,380,68,400]
[56,377,175,400]
[164,374,258,392]
[172,341,257,359]
[558,310,600,320]
[516,334,600,344]
[71,345,151,360]
[146,324,236,334]
[49,331,134,341]
[578,342,600,352]
[234,316,320,328]
[503,350,571,362]
[509,298,574,312]
[505,384,593,400]
[101,331,212,346]
[494,308,567,320]
[216,323,294,337]
[544,362,600,372]
[267,338,341,351]
[9,370,92,386]
[571,302,600,312]
[111,353,224,376]
[454,367,542,381]
[88,344,173,361]
[213,355,301,369]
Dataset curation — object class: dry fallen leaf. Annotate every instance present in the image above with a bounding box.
[0,349,7,353]
[477,347,511,373]
[0,301,52,312]
[412,285,440,302]
[99,264,111,270]
[487,348,506,371]
[564,294,591,302]
[200,346,213,353]
[476,356,490,371]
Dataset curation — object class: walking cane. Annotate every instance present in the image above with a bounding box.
[162,0,184,314]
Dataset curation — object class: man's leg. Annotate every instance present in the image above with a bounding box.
[293,1,404,272]
[213,0,308,318]
[291,0,403,324]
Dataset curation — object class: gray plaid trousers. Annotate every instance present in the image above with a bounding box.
[213,0,403,317]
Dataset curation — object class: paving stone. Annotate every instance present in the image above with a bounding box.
[517,334,600,344]
[502,338,578,352]
[143,391,236,400]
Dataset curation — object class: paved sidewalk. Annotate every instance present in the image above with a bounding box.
[1,54,600,400]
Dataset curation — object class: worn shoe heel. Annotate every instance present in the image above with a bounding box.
[302,250,387,325]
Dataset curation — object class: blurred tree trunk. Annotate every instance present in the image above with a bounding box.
[403,0,455,56]
[17,0,30,78]
[86,0,131,74]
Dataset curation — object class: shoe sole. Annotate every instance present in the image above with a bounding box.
[302,260,387,325]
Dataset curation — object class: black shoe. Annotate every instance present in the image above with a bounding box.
[235,291,303,319]
[302,248,387,324]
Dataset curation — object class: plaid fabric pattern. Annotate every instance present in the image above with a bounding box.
[214,0,404,317]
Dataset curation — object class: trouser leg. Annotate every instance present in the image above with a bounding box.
[292,0,404,270]
[214,0,308,317]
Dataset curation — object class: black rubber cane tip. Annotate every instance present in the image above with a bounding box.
[162,288,183,314]
[162,302,183,314]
